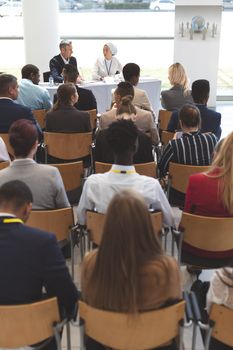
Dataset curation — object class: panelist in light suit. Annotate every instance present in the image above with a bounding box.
[0,119,70,210]
[92,42,122,81]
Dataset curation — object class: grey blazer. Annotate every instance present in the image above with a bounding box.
[161,85,193,111]
[0,159,70,209]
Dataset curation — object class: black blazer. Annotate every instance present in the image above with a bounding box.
[45,105,91,133]
[0,99,43,140]
[0,218,78,318]
[49,54,78,83]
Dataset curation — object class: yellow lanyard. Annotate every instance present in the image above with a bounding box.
[110,169,136,174]
[2,218,23,224]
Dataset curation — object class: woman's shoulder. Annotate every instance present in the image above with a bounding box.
[145,255,179,275]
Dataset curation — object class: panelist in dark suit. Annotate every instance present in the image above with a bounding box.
[45,83,91,133]
[0,74,43,140]
[49,40,78,83]
[53,64,97,112]
[167,79,221,140]
[0,180,79,349]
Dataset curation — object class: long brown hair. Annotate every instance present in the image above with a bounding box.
[116,95,136,118]
[206,132,233,214]
[87,189,163,313]
[53,83,77,111]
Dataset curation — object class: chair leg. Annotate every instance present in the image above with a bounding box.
[66,321,71,350]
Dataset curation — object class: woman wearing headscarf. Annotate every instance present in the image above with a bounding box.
[92,42,122,81]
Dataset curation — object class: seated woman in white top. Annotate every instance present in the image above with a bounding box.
[92,42,122,81]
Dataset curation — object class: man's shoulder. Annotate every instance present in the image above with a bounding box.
[19,222,56,243]
[77,86,94,97]
[50,54,61,62]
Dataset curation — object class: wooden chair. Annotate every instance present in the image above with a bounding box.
[0,160,10,170]
[80,210,162,257]
[168,162,211,196]
[86,109,97,130]
[78,300,186,350]
[43,132,92,162]
[173,212,233,267]
[0,297,64,349]
[0,133,14,158]
[161,130,175,146]
[95,161,157,178]
[27,208,75,278]
[32,109,47,129]
[52,161,84,192]
[158,109,172,132]
[202,303,233,349]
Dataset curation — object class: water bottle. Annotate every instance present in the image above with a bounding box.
[49,75,54,87]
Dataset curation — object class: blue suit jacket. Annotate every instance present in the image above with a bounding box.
[49,54,78,83]
[0,99,43,140]
[0,218,78,318]
[167,103,222,140]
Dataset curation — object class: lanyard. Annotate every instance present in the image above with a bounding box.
[105,59,112,76]
[110,169,136,174]
[2,218,23,224]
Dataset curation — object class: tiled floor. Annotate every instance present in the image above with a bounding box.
[62,102,233,349]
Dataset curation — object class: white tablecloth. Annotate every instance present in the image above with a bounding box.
[41,77,161,117]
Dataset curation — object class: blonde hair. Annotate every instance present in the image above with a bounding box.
[207,132,233,215]
[168,62,189,95]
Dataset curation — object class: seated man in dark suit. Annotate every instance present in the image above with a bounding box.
[49,40,78,83]
[0,74,43,141]
[0,180,79,349]
[53,64,97,112]
[167,79,221,140]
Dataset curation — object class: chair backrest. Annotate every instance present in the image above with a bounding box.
[168,162,211,194]
[95,161,157,178]
[0,133,14,158]
[32,109,47,129]
[0,297,60,348]
[43,132,92,160]
[0,161,10,170]
[79,300,185,350]
[87,109,97,130]
[180,212,233,252]
[43,71,51,82]
[86,210,162,246]
[52,161,84,192]
[158,110,172,131]
[209,303,233,347]
[161,131,175,146]
[27,207,74,242]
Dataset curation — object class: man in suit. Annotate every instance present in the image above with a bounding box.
[53,64,97,112]
[167,79,222,140]
[49,40,78,83]
[0,74,43,140]
[0,119,70,209]
[100,81,159,145]
[0,180,78,349]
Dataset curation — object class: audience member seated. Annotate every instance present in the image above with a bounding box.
[49,40,78,83]
[53,64,97,112]
[161,62,193,111]
[77,119,174,226]
[99,81,159,145]
[94,96,153,164]
[167,79,222,140]
[159,104,217,178]
[17,64,52,110]
[122,62,152,111]
[46,83,91,133]
[82,189,181,350]
[0,119,70,209]
[0,180,78,350]
[92,42,122,81]
[0,137,10,162]
[0,74,43,141]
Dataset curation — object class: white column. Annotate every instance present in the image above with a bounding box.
[174,0,223,107]
[22,0,60,79]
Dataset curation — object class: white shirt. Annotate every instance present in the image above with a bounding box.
[77,164,174,226]
[0,138,10,162]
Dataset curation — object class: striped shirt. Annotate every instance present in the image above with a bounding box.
[159,131,217,178]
